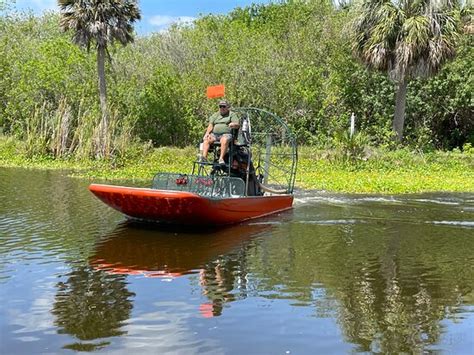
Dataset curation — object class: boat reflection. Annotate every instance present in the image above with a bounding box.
[90,221,275,317]
[90,222,270,277]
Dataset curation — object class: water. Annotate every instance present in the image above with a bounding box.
[1,167,473,354]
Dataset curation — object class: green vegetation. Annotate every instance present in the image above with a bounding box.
[1,136,472,193]
[351,0,463,142]
[58,0,141,158]
[297,146,474,193]
[0,0,472,193]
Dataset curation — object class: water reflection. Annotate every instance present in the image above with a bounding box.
[51,266,134,351]
[254,202,474,353]
[90,222,272,318]
[2,167,473,353]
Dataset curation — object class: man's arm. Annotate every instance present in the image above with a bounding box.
[203,123,213,140]
[228,113,240,129]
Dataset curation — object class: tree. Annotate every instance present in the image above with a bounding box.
[58,0,140,157]
[351,0,462,142]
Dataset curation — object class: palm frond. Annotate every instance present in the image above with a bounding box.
[58,0,141,49]
[351,0,462,80]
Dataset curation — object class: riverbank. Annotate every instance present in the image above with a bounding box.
[1,137,473,194]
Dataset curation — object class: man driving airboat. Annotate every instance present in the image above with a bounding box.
[201,100,240,165]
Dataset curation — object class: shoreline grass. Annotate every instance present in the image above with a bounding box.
[1,137,473,194]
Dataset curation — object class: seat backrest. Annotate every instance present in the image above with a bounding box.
[236,114,250,145]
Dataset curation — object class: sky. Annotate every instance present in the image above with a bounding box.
[12,0,274,35]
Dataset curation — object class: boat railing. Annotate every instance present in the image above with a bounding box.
[152,173,246,198]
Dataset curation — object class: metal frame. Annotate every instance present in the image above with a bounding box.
[186,107,298,197]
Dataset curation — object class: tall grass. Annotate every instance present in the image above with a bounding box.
[23,98,135,160]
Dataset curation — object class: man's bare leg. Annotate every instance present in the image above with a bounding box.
[202,136,215,160]
[219,136,230,162]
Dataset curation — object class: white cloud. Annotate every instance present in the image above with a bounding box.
[148,15,195,29]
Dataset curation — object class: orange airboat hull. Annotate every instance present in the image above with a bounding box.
[89,183,293,225]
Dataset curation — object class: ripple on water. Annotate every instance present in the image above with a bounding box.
[294,192,405,206]
[294,192,474,209]
[247,221,285,226]
[117,302,223,354]
[429,221,474,228]
[297,219,360,225]
[410,198,461,205]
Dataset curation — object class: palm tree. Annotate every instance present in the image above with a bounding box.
[58,0,141,157]
[351,0,462,142]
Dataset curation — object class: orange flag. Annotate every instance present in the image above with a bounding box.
[206,84,225,99]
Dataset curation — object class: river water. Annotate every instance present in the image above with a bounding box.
[0,167,473,354]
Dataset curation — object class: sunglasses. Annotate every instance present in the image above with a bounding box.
[219,105,228,108]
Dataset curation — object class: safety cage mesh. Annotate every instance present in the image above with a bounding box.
[152,173,246,198]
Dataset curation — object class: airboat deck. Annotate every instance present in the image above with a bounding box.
[89,108,298,226]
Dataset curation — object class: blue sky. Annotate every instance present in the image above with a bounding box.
[12,0,273,35]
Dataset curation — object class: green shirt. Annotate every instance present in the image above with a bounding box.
[209,111,240,135]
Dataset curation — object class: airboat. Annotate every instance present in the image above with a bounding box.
[89,107,298,226]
